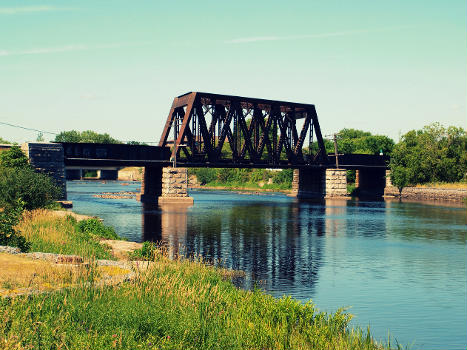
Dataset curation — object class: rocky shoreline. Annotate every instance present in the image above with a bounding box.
[384,186,467,203]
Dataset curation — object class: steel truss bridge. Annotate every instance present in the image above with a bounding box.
[159,92,330,168]
[60,92,388,170]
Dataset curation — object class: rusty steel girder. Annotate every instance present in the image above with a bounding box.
[159,92,328,168]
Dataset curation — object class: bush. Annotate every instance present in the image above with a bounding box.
[0,145,29,168]
[76,218,120,240]
[390,123,467,187]
[0,200,30,252]
[0,167,62,210]
[195,168,217,185]
[272,169,293,185]
[129,241,158,260]
[17,211,114,259]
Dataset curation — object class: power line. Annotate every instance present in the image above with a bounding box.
[0,121,58,135]
[0,120,159,144]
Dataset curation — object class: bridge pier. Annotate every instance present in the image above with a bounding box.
[355,168,386,197]
[138,166,193,205]
[292,168,348,198]
[138,166,163,203]
[159,167,193,204]
[99,169,118,180]
[66,169,82,180]
[292,168,324,198]
[21,142,67,200]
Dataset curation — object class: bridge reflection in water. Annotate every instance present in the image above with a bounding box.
[139,198,376,293]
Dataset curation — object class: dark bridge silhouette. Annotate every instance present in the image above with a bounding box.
[62,92,388,169]
[23,92,390,202]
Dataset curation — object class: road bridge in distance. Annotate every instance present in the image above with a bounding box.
[22,92,391,203]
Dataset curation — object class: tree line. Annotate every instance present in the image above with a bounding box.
[3,122,466,191]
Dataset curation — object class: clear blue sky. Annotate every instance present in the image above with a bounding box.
[1,0,465,143]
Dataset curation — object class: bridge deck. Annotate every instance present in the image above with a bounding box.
[61,142,388,169]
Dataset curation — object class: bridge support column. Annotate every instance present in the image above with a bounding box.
[159,167,194,204]
[99,169,118,180]
[21,142,67,200]
[66,169,82,180]
[292,168,325,198]
[383,170,398,196]
[355,168,386,197]
[138,166,163,203]
[325,169,348,197]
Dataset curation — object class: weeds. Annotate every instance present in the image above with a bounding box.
[15,210,115,259]
[0,199,30,252]
[0,247,389,349]
[76,218,121,240]
[128,241,159,261]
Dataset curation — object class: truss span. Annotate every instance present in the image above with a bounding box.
[159,92,328,168]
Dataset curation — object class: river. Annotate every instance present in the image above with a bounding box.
[68,180,467,350]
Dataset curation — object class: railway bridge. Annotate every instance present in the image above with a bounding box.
[22,92,390,203]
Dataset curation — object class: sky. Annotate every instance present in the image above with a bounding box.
[0,0,465,144]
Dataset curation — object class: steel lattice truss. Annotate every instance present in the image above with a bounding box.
[159,92,328,168]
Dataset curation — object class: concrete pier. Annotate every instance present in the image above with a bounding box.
[292,168,348,198]
[355,168,386,197]
[138,166,193,205]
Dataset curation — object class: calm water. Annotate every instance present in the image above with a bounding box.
[68,180,467,350]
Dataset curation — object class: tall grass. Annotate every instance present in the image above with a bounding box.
[415,181,467,189]
[16,210,114,259]
[0,250,390,350]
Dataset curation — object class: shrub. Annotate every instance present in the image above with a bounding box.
[17,210,114,259]
[0,167,61,210]
[76,218,120,240]
[0,200,30,252]
[0,145,29,168]
[272,169,293,185]
[195,168,217,185]
[129,241,158,260]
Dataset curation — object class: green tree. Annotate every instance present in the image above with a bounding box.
[36,132,45,142]
[0,146,29,168]
[0,146,61,210]
[195,168,217,185]
[54,130,121,144]
[390,123,467,187]
[0,137,11,144]
[0,167,62,210]
[329,128,395,155]
[390,165,410,196]
[0,199,30,252]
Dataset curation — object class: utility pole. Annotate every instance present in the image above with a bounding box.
[325,133,340,168]
[333,133,339,168]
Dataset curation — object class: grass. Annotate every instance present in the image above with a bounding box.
[15,209,116,259]
[415,181,467,189]
[0,248,391,350]
[1,210,395,349]
[0,253,131,297]
[200,181,292,191]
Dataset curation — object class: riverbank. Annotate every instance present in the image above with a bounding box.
[190,183,292,195]
[193,181,467,203]
[0,209,390,350]
[384,184,467,202]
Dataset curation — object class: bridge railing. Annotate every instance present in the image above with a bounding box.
[60,142,171,167]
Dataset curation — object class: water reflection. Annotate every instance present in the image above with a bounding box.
[384,200,467,243]
[67,182,467,350]
[141,198,328,292]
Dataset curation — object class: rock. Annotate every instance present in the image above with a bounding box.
[0,246,21,254]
